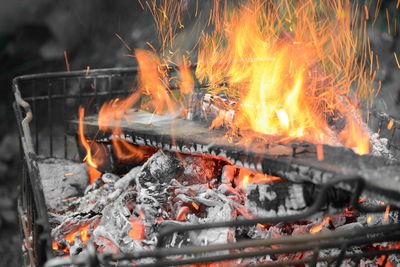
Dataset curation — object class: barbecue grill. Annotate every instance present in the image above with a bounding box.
[13,68,400,267]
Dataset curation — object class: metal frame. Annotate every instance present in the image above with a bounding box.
[13,68,400,267]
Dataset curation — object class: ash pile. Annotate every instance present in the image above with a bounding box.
[44,148,399,266]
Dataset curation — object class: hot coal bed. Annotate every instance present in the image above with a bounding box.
[14,68,400,267]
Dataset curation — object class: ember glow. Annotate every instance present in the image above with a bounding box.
[52,224,91,253]
[310,216,331,234]
[129,218,145,240]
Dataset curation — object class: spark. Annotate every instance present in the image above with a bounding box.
[394,52,400,69]
[115,33,132,52]
[384,206,390,221]
[63,51,70,72]
[316,144,324,161]
[387,119,394,130]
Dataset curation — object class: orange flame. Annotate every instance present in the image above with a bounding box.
[194,0,373,154]
[136,49,175,114]
[88,165,102,185]
[52,224,91,252]
[235,168,282,192]
[78,107,105,183]
[310,217,331,234]
[384,205,390,222]
[78,107,99,169]
[89,0,376,179]
[179,56,194,95]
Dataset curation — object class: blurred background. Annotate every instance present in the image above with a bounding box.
[0,0,399,266]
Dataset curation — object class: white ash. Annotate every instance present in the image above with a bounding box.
[38,158,88,211]
[46,151,399,266]
[188,203,235,246]
[370,133,393,159]
[245,183,307,217]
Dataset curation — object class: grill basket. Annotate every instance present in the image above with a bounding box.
[13,68,400,267]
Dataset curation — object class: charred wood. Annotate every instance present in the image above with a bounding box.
[68,110,400,208]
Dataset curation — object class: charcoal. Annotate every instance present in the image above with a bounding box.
[133,151,182,239]
[69,236,84,256]
[70,110,400,207]
[78,183,116,214]
[93,189,144,253]
[188,203,235,246]
[186,93,235,126]
[46,141,400,265]
[84,177,105,195]
[38,158,89,211]
[115,166,141,189]
[101,173,120,184]
[245,183,307,217]
[371,133,393,159]
[336,222,363,231]
[138,151,182,187]
[331,213,346,228]
[51,214,100,247]
[177,154,227,185]
[157,220,191,248]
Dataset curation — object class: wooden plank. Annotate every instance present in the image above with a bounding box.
[68,109,400,207]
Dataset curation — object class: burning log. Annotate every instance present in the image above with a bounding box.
[244,182,351,217]
[69,110,400,207]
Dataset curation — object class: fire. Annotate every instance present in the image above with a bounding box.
[194,0,373,154]
[88,165,102,185]
[236,168,282,192]
[52,224,91,252]
[310,217,331,234]
[384,205,390,222]
[78,107,99,169]
[78,107,105,183]
[76,0,377,188]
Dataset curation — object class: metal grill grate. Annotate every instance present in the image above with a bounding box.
[13,68,400,267]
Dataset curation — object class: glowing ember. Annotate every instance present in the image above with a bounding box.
[310,217,331,234]
[384,205,390,221]
[129,218,145,241]
[52,224,91,252]
[192,201,200,211]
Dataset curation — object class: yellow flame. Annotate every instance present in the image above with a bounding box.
[195,0,373,154]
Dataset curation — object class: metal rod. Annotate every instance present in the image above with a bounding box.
[108,224,400,261]
[48,84,53,157]
[32,80,39,154]
[63,78,68,159]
